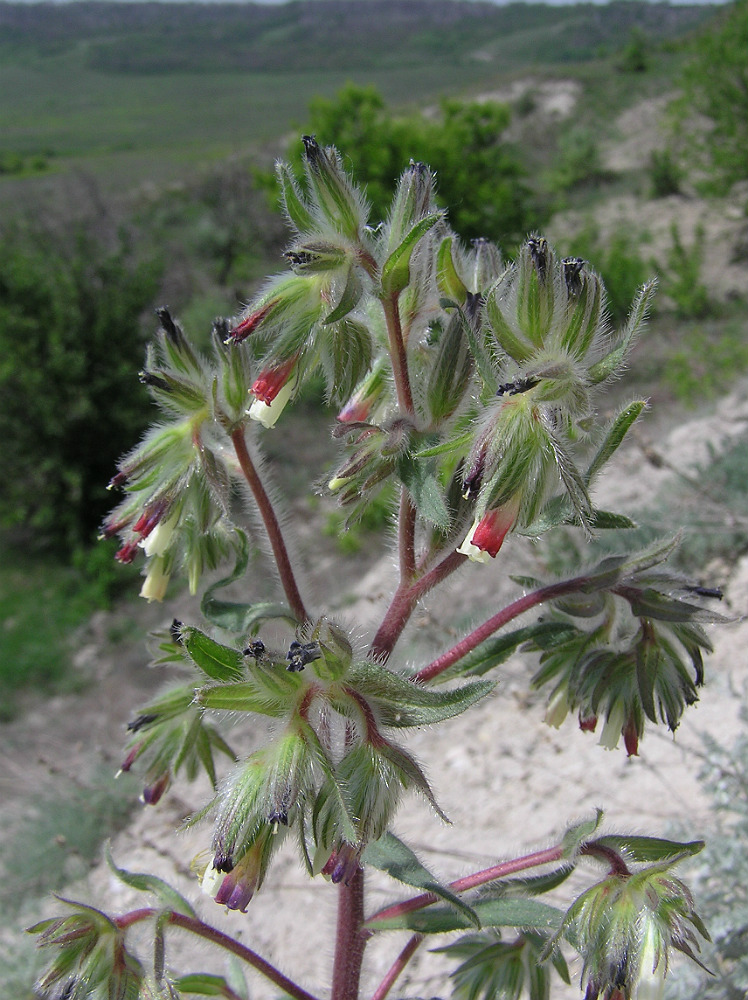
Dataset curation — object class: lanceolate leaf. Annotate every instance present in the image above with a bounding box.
[586,401,646,485]
[171,973,233,996]
[323,265,363,325]
[397,455,450,529]
[348,663,494,726]
[364,832,479,928]
[594,834,704,863]
[367,896,563,934]
[380,213,441,297]
[182,627,244,682]
[105,845,196,919]
[561,810,603,859]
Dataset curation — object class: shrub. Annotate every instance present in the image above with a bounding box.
[0,225,161,552]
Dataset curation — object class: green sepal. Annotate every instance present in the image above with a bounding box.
[436,236,468,305]
[366,896,563,934]
[364,832,479,928]
[594,834,704,863]
[321,318,373,404]
[105,845,196,918]
[380,213,441,298]
[426,311,473,422]
[588,280,656,384]
[347,662,494,726]
[414,430,473,459]
[378,739,449,823]
[324,265,364,325]
[397,455,450,529]
[586,400,646,485]
[561,810,603,859]
[196,672,303,717]
[171,973,234,996]
[277,161,316,234]
[485,281,534,364]
[181,627,244,683]
[301,720,359,846]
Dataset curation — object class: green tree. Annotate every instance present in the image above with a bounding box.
[678,0,748,191]
[0,226,161,552]
[285,83,537,246]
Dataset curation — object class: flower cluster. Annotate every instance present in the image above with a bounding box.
[102,309,245,601]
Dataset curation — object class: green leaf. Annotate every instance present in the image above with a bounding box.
[277,162,316,233]
[380,213,441,297]
[594,834,704,863]
[171,973,233,996]
[197,675,299,717]
[588,280,656,384]
[348,662,494,725]
[182,627,244,683]
[397,455,450,529]
[586,401,646,485]
[378,739,449,823]
[436,236,467,305]
[477,866,573,900]
[324,265,363,324]
[414,430,473,459]
[367,896,563,934]
[199,532,295,634]
[364,832,479,928]
[561,810,603,859]
[105,845,196,918]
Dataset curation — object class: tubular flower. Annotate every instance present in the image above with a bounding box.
[248,356,299,429]
[457,498,521,563]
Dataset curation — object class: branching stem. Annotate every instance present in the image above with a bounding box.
[231,426,309,623]
[114,908,321,1000]
[369,549,465,661]
[370,934,423,1000]
[382,295,414,415]
[413,575,593,683]
[366,844,565,929]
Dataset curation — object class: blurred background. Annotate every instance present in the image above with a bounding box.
[1,0,747,994]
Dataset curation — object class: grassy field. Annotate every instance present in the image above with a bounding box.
[0,0,715,200]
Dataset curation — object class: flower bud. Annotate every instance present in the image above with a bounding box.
[301,135,368,240]
[387,160,436,251]
[337,358,388,424]
[562,860,707,1000]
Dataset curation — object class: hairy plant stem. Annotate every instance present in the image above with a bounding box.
[382,295,414,415]
[332,867,368,1000]
[365,845,566,1000]
[370,934,423,1000]
[369,548,465,661]
[367,844,565,929]
[399,490,417,584]
[231,426,309,623]
[114,908,321,1000]
[413,575,594,683]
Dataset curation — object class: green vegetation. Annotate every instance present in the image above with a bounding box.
[677,0,748,193]
[0,225,160,552]
[282,83,536,245]
[0,1,714,198]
